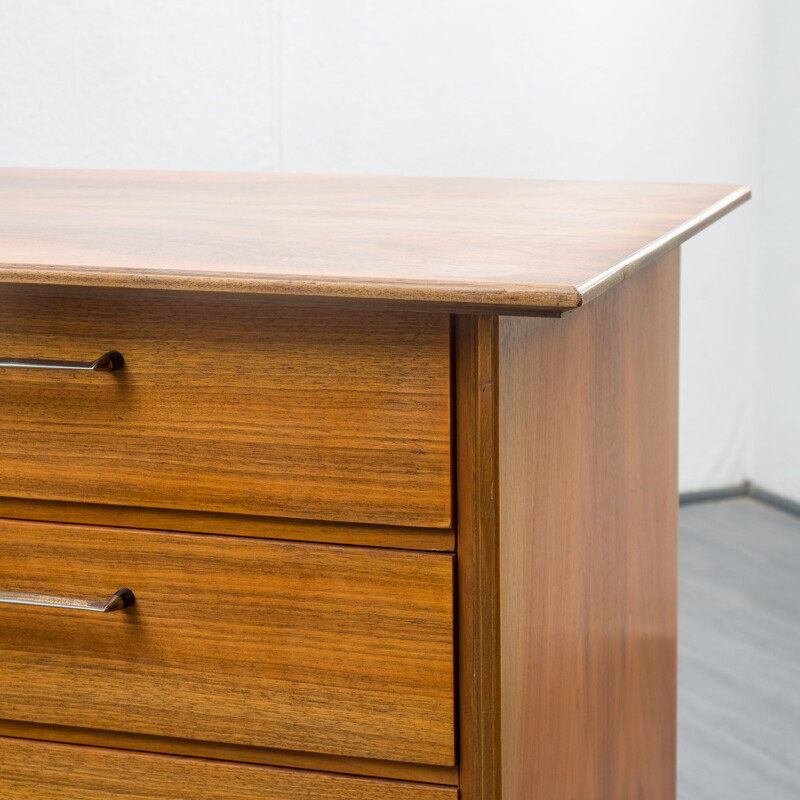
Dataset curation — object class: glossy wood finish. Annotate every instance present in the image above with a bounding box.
[0,519,455,765]
[0,169,748,313]
[0,721,459,786]
[496,249,680,798]
[0,172,744,795]
[454,315,501,800]
[0,738,458,800]
[0,287,451,528]
[0,497,455,551]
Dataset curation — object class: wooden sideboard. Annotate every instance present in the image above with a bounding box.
[0,170,749,799]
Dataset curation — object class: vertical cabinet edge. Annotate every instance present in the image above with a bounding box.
[455,315,502,800]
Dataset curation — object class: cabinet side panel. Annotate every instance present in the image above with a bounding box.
[499,250,679,799]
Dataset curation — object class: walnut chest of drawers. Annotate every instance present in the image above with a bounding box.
[0,170,748,799]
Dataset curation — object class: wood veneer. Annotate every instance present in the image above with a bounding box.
[0,169,747,313]
[0,497,455,551]
[454,315,501,800]
[0,519,455,765]
[0,721,459,785]
[0,737,458,800]
[496,249,679,799]
[0,288,451,528]
[453,250,679,799]
[0,169,749,798]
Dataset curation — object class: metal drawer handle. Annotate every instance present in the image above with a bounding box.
[0,587,135,613]
[0,350,124,372]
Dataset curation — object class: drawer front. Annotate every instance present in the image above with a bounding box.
[0,520,455,765]
[0,288,451,528]
[0,738,458,800]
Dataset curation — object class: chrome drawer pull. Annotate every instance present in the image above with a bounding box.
[0,587,135,613]
[0,350,124,372]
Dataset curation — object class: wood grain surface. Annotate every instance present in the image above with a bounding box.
[0,720,459,785]
[454,315,502,800]
[497,249,680,798]
[0,519,455,765]
[0,497,455,551]
[0,169,748,313]
[0,737,458,800]
[0,287,451,528]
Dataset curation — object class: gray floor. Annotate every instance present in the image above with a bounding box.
[679,497,800,799]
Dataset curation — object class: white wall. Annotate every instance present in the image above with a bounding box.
[0,1,281,170]
[280,0,763,494]
[0,0,766,494]
[752,0,800,502]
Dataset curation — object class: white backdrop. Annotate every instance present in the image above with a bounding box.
[1,0,788,498]
[754,0,800,503]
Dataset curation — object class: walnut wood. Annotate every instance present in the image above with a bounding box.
[0,737,458,800]
[0,287,451,528]
[0,169,736,795]
[0,519,455,766]
[0,721,458,785]
[496,249,680,798]
[454,316,502,800]
[0,169,748,313]
[0,497,455,551]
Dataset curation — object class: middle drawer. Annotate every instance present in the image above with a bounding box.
[0,519,455,766]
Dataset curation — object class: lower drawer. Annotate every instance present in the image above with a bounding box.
[0,519,455,765]
[0,737,458,800]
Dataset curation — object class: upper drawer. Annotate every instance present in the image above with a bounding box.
[0,288,451,527]
[0,519,455,765]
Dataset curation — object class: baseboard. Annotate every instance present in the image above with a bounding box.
[679,484,749,505]
[680,481,800,519]
[748,484,800,519]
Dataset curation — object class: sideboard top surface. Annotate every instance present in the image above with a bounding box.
[0,169,749,314]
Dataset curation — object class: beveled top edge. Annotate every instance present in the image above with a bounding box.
[0,263,581,314]
[0,170,751,314]
[576,184,751,305]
